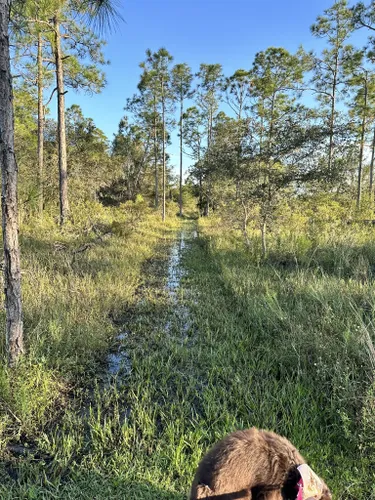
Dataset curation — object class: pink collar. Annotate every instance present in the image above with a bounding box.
[296,478,304,500]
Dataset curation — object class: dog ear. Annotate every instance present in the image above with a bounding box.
[281,465,301,500]
[196,484,214,498]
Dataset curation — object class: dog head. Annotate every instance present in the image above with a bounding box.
[282,464,332,500]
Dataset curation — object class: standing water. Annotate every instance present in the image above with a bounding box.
[107,330,132,380]
[165,227,197,341]
[106,225,197,379]
[166,231,186,297]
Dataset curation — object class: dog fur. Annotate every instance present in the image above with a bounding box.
[189,428,331,500]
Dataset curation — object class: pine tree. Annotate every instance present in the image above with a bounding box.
[171,63,193,216]
[250,47,311,256]
[11,0,55,215]
[11,0,121,225]
[196,63,223,215]
[0,0,23,364]
[139,48,174,222]
[311,0,354,176]
[183,106,207,214]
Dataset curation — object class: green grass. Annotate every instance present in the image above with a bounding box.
[0,204,375,498]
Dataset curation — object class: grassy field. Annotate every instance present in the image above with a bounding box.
[0,203,374,498]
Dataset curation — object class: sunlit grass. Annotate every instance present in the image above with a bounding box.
[0,206,375,498]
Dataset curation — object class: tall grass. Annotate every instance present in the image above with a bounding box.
[0,205,374,498]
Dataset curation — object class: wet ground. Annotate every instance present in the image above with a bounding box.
[106,225,197,382]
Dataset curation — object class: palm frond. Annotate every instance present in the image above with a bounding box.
[82,0,124,34]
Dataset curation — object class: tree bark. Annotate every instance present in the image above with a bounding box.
[153,97,158,208]
[328,39,339,175]
[357,75,368,210]
[369,124,375,204]
[0,0,24,364]
[197,147,203,217]
[162,80,166,222]
[205,110,213,217]
[241,200,250,248]
[261,220,267,259]
[37,31,44,215]
[53,15,69,226]
[179,95,183,217]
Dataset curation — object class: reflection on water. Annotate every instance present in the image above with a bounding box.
[107,330,132,379]
[106,226,197,379]
[165,229,197,341]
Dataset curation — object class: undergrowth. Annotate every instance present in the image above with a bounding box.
[0,204,374,498]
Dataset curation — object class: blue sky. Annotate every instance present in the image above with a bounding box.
[63,0,367,175]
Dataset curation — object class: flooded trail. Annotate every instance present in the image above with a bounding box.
[107,330,132,379]
[166,231,187,298]
[165,227,197,343]
[105,223,197,383]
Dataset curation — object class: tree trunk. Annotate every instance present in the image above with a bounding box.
[205,111,213,217]
[328,42,339,175]
[369,124,375,204]
[261,220,267,258]
[179,95,183,217]
[0,0,24,364]
[53,16,69,226]
[198,146,203,217]
[357,76,368,210]
[153,98,158,208]
[37,31,44,215]
[241,201,250,248]
[162,82,166,223]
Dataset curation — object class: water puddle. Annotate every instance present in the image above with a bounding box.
[166,232,186,297]
[165,228,197,342]
[105,225,197,379]
[106,330,132,381]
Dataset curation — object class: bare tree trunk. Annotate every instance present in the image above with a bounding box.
[241,200,250,248]
[328,93,335,174]
[197,146,203,217]
[0,0,24,364]
[53,16,69,226]
[328,44,339,175]
[357,75,368,210]
[153,98,158,208]
[37,31,44,215]
[261,220,267,258]
[369,125,375,204]
[204,110,213,217]
[162,82,166,223]
[179,96,183,217]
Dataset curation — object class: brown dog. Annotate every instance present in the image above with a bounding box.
[189,428,332,500]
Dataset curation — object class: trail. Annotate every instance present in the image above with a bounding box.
[106,222,197,383]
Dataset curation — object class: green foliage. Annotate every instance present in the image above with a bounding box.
[191,216,375,497]
[8,0,375,496]
[66,105,117,200]
[171,63,193,103]
[2,204,375,497]
[110,116,153,202]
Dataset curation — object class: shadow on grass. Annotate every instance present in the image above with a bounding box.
[59,477,186,500]
[0,469,186,499]
[266,242,375,281]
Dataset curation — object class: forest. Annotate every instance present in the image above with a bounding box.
[1,0,375,498]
